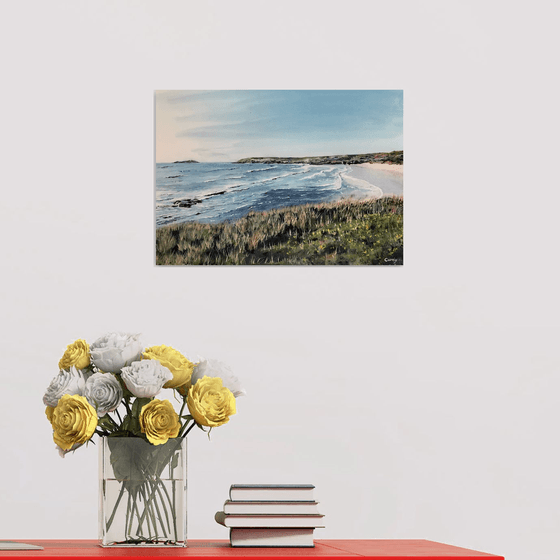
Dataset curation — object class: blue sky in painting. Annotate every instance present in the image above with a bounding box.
[156,90,403,163]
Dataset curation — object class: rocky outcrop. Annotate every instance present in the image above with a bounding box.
[173,160,199,164]
[236,151,403,165]
[172,189,228,209]
[172,198,202,208]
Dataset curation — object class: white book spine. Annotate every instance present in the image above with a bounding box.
[230,528,315,547]
[224,500,319,515]
[215,511,324,528]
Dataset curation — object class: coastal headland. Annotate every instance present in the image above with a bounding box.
[236,150,403,165]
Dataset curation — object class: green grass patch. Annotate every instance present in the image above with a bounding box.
[156,196,403,265]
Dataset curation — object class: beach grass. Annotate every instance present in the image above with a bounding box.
[156,196,403,265]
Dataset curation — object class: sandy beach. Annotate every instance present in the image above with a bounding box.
[347,163,403,197]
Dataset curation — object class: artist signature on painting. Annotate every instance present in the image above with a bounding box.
[384,258,398,263]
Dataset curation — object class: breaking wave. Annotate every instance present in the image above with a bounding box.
[156,162,380,226]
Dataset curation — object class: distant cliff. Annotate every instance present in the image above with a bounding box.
[236,151,403,165]
[173,159,199,164]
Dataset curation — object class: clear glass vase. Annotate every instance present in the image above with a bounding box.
[98,437,187,547]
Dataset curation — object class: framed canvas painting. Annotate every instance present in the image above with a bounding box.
[155,90,403,266]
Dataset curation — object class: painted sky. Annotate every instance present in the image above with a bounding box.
[155,90,403,163]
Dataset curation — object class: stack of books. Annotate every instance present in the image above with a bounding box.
[215,484,324,547]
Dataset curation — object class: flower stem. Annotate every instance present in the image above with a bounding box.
[158,477,178,541]
[132,491,144,538]
[107,414,120,430]
[139,486,153,539]
[149,480,168,537]
[153,480,172,535]
[138,483,159,537]
[180,420,197,438]
[178,396,187,419]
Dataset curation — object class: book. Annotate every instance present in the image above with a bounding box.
[0,542,44,551]
[229,484,315,502]
[230,527,315,547]
[224,500,319,515]
[215,511,325,528]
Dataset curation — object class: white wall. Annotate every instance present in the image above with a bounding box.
[1,2,558,560]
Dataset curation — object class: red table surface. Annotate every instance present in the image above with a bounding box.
[0,540,504,560]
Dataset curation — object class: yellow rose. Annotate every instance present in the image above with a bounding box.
[187,376,236,428]
[59,339,90,371]
[139,399,180,445]
[51,394,97,451]
[142,345,195,389]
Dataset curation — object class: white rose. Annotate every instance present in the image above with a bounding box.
[83,372,123,416]
[191,359,246,397]
[89,332,143,373]
[43,366,89,407]
[121,360,173,398]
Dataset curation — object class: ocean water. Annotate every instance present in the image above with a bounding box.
[155,162,383,227]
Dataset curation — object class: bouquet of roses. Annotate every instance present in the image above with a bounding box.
[44,332,244,456]
[43,333,245,456]
[44,333,244,545]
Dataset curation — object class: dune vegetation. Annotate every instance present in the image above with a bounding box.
[156,196,403,266]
